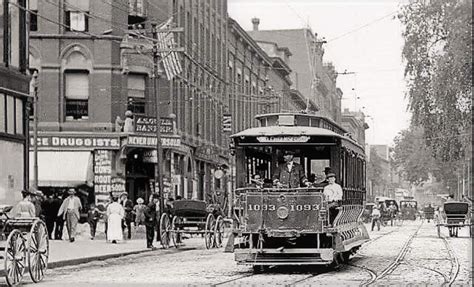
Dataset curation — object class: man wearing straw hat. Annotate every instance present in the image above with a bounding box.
[57,188,82,242]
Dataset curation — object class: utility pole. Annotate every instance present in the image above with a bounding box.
[151,22,165,216]
[32,71,39,190]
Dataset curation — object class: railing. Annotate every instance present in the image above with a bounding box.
[333,205,364,227]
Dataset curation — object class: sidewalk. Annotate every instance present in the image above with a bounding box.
[0,222,207,276]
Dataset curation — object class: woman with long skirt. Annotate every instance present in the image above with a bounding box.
[106,196,124,243]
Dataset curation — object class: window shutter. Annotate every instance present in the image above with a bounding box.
[128,74,146,98]
[65,72,89,100]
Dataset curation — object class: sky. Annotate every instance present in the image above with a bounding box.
[228,0,411,146]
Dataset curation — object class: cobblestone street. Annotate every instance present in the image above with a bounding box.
[19,221,471,286]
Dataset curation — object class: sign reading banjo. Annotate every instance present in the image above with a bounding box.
[256,136,310,143]
[134,116,174,134]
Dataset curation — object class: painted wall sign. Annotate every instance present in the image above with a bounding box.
[93,150,113,205]
[222,114,232,132]
[30,135,120,149]
[127,135,181,148]
[134,116,174,134]
[256,136,310,143]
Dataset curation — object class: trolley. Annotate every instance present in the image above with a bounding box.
[0,205,49,286]
[436,201,472,238]
[159,200,225,249]
[400,200,418,220]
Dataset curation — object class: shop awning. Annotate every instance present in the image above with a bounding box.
[29,151,93,187]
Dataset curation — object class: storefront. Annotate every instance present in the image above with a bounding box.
[29,132,122,207]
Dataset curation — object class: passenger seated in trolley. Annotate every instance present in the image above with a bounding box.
[272,150,310,188]
[10,190,36,218]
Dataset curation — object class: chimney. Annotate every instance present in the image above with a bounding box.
[251,18,260,31]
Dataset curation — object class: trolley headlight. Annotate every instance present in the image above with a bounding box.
[277,206,289,219]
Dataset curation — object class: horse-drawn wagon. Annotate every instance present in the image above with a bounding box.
[0,205,49,286]
[436,202,471,237]
[159,199,225,249]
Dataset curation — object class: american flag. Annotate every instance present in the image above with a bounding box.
[157,17,182,80]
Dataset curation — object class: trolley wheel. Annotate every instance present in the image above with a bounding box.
[204,214,216,249]
[159,213,171,249]
[28,220,49,283]
[4,229,27,286]
[170,216,182,248]
[214,216,225,248]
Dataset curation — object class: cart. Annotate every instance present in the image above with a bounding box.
[0,205,49,286]
[422,206,435,222]
[436,202,472,238]
[159,200,225,249]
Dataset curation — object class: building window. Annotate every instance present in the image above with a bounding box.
[65,0,89,32]
[29,0,38,31]
[128,0,146,29]
[6,95,15,133]
[15,98,23,135]
[65,71,89,120]
[127,73,146,115]
[8,0,21,67]
[0,94,5,133]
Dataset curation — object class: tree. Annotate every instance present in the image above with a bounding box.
[392,126,437,185]
[367,148,388,192]
[399,0,471,163]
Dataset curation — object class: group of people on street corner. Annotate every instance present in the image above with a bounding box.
[8,185,178,249]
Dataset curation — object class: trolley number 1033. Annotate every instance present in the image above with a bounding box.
[247,204,320,211]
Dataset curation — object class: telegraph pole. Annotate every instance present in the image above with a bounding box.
[151,22,165,215]
[32,71,39,189]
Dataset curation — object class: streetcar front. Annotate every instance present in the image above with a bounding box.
[227,113,369,268]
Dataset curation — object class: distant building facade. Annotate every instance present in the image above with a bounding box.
[341,108,369,147]
[247,19,342,123]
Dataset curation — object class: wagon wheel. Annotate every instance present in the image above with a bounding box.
[4,229,27,286]
[214,216,225,248]
[170,216,183,248]
[28,220,49,283]
[204,214,216,249]
[159,213,171,249]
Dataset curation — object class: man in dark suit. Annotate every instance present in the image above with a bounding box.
[120,192,134,239]
[144,194,159,249]
[272,150,309,188]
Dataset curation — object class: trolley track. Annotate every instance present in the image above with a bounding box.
[442,236,460,286]
[350,222,423,286]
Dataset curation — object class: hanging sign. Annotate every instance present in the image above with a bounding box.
[93,150,113,205]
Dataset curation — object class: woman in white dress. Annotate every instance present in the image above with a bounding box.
[106,196,124,243]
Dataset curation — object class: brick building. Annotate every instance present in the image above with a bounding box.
[247,19,342,123]
[341,108,369,147]
[0,0,30,205]
[28,0,304,208]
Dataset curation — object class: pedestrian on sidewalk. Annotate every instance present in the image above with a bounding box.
[54,192,64,240]
[120,192,133,240]
[133,198,146,226]
[10,190,36,218]
[371,207,381,231]
[144,194,159,249]
[41,193,56,240]
[107,196,124,244]
[87,203,101,240]
[58,188,82,242]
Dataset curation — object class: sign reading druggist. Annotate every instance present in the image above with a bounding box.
[94,150,113,205]
[30,135,120,149]
[134,116,174,134]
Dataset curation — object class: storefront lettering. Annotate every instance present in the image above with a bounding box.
[30,135,120,149]
[127,135,181,147]
[93,150,114,200]
[135,116,174,135]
